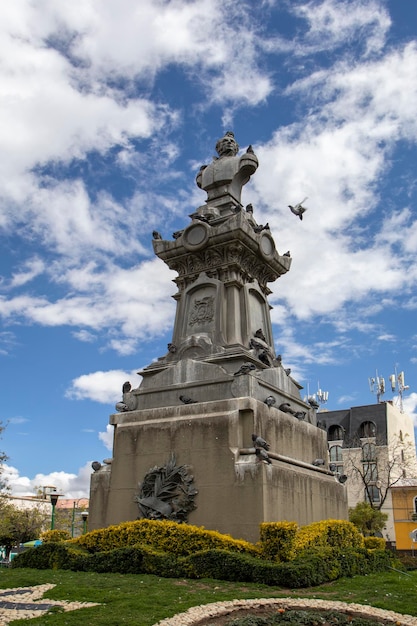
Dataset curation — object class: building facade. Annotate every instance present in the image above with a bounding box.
[320,401,417,547]
[391,481,417,552]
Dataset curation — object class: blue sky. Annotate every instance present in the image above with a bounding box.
[1,0,417,499]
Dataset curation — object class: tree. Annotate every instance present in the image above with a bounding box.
[348,501,388,536]
[0,503,46,555]
[342,433,417,510]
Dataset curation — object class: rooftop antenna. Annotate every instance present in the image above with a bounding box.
[316,384,329,407]
[304,382,329,409]
[369,371,385,403]
[389,367,409,413]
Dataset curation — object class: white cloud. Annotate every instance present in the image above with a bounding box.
[5,461,92,499]
[252,40,417,324]
[7,417,29,425]
[294,0,391,56]
[66,368,141,404]
[98,425,114,452]
[0,259,176,354]
[403,393,417,427]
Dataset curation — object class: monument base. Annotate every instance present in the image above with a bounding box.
[89,397,347,543]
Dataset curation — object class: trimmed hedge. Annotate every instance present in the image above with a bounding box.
[40,529,71,543]
[363,536,386,550]
[259,522,298,562]
[71,519,259,557]
[12,542,395,588]
[293,520,364,553]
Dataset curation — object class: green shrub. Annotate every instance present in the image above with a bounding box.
[363,536,385,550]
[294,520,364,554]
[395,553,417,571]
[12,543,83,570]
[185,549,260,582]
[259,522,298,562]
[72,519,259,557]
[12,541,394,588]
[40,529,71,543]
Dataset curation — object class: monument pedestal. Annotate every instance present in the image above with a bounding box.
[90,394,347,542]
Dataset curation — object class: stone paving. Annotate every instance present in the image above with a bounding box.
[0,584,99,625]
[153,598,417,626]
[0,585,416,625]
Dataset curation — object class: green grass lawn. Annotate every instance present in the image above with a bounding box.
[0,568,416,625]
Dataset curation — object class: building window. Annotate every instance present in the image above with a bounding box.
[328,425,344,441]
[414,496,417,514]
[359,421,376,438]
[363,462,377,482]
[365,486,380,504]
[362,442,376,461]
[329,445,343,462]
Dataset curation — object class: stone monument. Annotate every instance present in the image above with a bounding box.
[89,132,348,542]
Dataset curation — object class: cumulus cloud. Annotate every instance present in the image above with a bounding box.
[66,369,142,403]
[293,0,391,56]
[403,393,417,427]
[252,40,417,333]
[98,425,114,452]
[0,259,176,354]
[5,462,92,499]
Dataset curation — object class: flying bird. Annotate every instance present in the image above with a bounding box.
[288,197,308,220]
[252,433,270,450]
[255,447,272,464]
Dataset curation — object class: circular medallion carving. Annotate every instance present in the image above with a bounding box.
[183,223,209,251]
[260,233,275,259]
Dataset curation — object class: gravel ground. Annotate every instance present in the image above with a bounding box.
[0,584,99,625]
[152,598,417,626]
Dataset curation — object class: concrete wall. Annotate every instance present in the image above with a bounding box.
[90,397,347,543]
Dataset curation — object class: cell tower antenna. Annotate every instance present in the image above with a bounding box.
[303,381,329,410]
[369,370,385,403]
[389,366,409,413]
[316,383,329,407]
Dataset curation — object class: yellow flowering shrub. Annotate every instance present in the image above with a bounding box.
[40,529,71,543]
[72,519,260,557]
[293,519,364,554]
[259,521,298,562]
[364,536,386,550]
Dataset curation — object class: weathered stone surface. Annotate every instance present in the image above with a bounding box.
[89,132,348,538]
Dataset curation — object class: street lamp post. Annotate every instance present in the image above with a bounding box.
[49,492,63,530]
[80,511,89,534]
